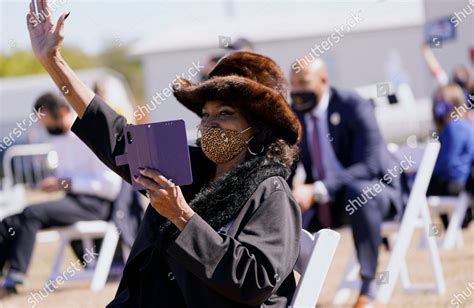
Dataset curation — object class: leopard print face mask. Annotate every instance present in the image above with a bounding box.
[199,126,252,164]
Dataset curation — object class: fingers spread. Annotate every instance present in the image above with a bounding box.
[37,0,44,15]
[29,0,35,15]
[35,0,52,24]
[41,0,48,13]
[26,13,34,30]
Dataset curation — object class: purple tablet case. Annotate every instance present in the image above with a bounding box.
[115,120,193,190]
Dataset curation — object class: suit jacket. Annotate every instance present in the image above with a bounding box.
[71,95,301,307]
[289,87,404,217]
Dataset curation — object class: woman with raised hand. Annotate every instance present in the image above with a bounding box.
[27,0,302,307]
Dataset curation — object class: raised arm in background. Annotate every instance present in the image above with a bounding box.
[422,43,449,86]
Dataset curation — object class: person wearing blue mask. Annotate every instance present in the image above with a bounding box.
[429,83,474,197]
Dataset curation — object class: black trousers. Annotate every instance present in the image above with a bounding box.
[0,193,111,282]
[304,180,396,280]
[427,176,465,196]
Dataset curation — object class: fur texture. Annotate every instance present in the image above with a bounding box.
[157,156,290,246]
[173,51,302,145]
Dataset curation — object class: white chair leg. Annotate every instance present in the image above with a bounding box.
[90,223,120,291]
[441,195,468,250]
[388,234,412,291]
[332,252,360,305]
[421,202,446,295]
[82,237,96,268]
[399,258,412,291]
[377,198,435,303]
[455,232,464,248]
[49,236,68,281]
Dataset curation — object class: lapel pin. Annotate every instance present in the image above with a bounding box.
[330,112,341,126]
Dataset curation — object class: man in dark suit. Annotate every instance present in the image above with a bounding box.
[289,59,405,307]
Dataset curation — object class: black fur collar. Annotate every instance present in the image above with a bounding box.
[158,156,290,246]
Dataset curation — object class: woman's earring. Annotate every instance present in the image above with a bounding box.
[247,142,264,156]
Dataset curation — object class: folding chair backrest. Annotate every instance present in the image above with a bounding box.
[291,229,340,307]
[2,143,53,189]
[407,142,440,207]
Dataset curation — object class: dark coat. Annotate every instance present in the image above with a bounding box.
[110,181,144,248]
[71,95,301,307]
[288,87,405,220]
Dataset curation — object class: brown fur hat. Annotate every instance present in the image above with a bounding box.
[173,51,302,145]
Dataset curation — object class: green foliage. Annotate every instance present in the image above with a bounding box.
[99,46,144,103]
[0,45,143,104]
[0,50,46,76]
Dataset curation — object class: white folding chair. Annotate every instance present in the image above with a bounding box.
[333,142,446,305]
[391,143,469,250]
[291,229,340,307]
[0,184,26,220]
[0,144,129,291]
[0,143,53,219]
[48,220,129,291]
[427,192,470,249]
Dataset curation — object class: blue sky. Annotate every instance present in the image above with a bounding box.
[0,0,425,55]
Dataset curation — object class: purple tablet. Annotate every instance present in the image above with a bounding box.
[115,120,193,190]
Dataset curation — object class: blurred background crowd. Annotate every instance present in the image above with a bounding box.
[0,0,473,307]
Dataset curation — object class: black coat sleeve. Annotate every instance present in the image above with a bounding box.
[71,95,135,188]
[166,186,301,306]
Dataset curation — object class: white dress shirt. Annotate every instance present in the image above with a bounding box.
[303,90,343,201]
[51,131,122,201]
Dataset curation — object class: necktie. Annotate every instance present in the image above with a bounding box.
[304,114,331,230]
[310,114,325,181]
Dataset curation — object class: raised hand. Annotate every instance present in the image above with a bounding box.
[26,0,70,63]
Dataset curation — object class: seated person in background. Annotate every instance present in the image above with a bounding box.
[0,93,122,298]
[427,84,474,197]
[288,59,405,308]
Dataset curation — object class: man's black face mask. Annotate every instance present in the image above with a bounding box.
[453,76,467,89]
[290,91,318,113]
[47,126,65,135]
